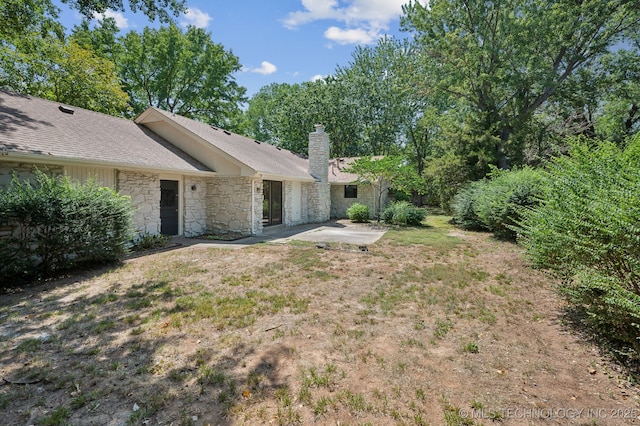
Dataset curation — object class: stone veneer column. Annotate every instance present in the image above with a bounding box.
[307,124,331,222]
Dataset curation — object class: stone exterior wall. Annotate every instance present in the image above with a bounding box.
[183,177,208,237]
[283,180,305,226]
[0,161,64,188]
[117,170,160,235]
[206,176,257,237]
[306,125,331,222]
[252,179,263,235]
[330,184,377,219]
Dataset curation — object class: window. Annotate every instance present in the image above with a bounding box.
[344,185,358,198]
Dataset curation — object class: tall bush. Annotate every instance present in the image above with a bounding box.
[450,180,487,231]
[472,167,543,240]
[451,167,542,239]
[516,136,640,361]
[0,170,134,283]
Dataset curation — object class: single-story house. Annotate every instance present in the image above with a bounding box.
[0,91,378,237]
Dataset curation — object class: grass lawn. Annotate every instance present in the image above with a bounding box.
[1,216,638,425]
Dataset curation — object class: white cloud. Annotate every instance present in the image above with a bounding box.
[180,7,212,28]
[310,74,326,82]
[249,61,278,75]
[93,10,129,29]
[324,26,378,45]
[283,0,428,45]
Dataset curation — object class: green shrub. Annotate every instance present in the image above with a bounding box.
[451,180,487,231]
[0,170,134,284]
[382,201,427,226]
[473,167,543,240]
[516,136,640,362]
[451,167,542,240]
[346,203,370,223]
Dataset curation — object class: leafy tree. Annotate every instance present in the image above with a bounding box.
[1,35,129,114]
[50,41,130,114]
[0,0,62,40]
[595,45,640,143]
[401,0,640,168]
[61,0,185,23]
[244,80,351,155]
[333,37,409,156]
[118,24,246,126]
[71,17,124,61]
[344,156,424,219]
[1,0,184,43]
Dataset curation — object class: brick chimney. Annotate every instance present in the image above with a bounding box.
[307,124,330,222]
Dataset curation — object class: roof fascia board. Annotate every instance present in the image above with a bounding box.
[136,108,258,175]
[258,172,316,183]
[0,152,217,177]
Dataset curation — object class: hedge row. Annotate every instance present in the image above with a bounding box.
[517,137,640,362]
[0,170,134,284]
[451,136,640,364]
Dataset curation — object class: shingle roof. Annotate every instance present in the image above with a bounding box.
[329,157,384,184]
[143,107,313,180]
[0,91,212,173]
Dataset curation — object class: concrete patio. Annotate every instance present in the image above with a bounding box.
[172,220,388,250]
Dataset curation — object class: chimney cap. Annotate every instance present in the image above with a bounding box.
[314,124,324,133]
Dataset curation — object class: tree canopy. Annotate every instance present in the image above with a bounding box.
[401,0,640,168]
[118,24,246,125]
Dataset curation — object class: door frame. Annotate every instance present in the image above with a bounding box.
[262,180,283,227]
[159,175,182,235]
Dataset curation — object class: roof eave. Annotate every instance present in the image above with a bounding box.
[258,172,316,183]
[136,107,258,174]
[0,151,217,177]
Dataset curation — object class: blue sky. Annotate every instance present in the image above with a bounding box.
[53,0,424,98]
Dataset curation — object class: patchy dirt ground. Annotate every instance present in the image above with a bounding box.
[1,217,639,426]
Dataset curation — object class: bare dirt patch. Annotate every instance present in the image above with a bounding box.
[1,217,639,425]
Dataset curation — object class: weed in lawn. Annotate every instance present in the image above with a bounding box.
[40,406,71,426]
[199,365,226,386]
[91,293,118,305]
[434,319,454,338]
[222,274,254,287]
[336,389,372,413]
[401,338,425,349]
[443,397,475,426]
[495,272,512,285]
[488,284,507,297]
[123,314,140,325]
[313,396,333,415]
[91,319,115,334]
[470,400,483,410]
[16,338,42,353]
[463,342,479,354]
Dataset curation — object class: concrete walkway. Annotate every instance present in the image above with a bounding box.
[172,220,387,250]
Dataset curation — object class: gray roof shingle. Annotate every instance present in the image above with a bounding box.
[143,107,313,180]
[0,91,212,173]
